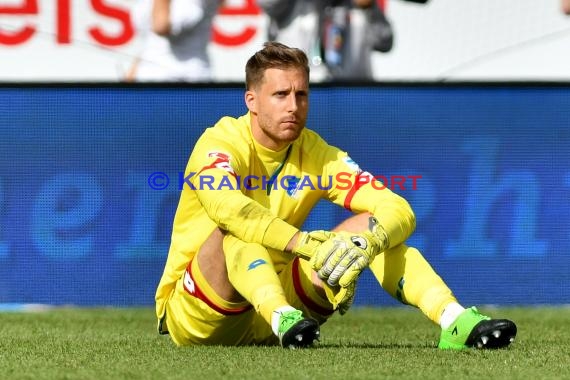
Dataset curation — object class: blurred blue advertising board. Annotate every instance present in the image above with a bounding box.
[0,85,568,306]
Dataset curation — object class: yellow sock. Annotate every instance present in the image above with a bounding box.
[369,244,458,324]
[224,234,290,326]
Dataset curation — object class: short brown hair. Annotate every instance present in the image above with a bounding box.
[245,42,310,90]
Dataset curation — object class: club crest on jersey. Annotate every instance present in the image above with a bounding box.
[343,156,362,174]
[284,176,301,198]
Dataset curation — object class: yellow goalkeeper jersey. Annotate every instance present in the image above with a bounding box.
[155,112,415,320]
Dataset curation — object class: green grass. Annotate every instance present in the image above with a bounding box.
[1,307,569,380]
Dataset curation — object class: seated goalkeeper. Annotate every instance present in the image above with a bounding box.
[155,41,517,350]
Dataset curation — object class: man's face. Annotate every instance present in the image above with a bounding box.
[246,67,309,151]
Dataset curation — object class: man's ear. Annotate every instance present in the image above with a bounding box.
[245,90,257,113]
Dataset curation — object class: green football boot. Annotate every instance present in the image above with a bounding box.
[438,307,517,350]
[277,310,320,349]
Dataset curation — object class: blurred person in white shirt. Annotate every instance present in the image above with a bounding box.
[126,0,223,82]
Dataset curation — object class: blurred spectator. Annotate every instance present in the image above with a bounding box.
[258,0,431,82]
[562,0,570,14]
[258,0,393,81]
[126,0,223,82]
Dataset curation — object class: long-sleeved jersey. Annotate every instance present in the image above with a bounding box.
[155,112,415,319]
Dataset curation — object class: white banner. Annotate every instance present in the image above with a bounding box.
[1,0,569,82]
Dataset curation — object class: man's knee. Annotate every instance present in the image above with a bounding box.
[197,228,244,302]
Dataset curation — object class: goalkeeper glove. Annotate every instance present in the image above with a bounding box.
[323,279,357,315]
[337,281,356,315]
[360,215,389,254]
[291,230,335,260]
[291,229,366,288]
[313,216,388,288]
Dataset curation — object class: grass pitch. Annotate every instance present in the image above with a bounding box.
[0,306,568,379]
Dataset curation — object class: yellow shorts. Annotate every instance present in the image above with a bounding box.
[162,256,335,346]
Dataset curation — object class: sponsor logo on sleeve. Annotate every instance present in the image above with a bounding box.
[200,151,237,177]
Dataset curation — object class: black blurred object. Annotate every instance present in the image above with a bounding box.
[318,0,348,7]
[259,0,296,29]
[366,3,393,52]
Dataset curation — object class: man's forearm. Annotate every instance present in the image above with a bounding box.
[152,0,171,36]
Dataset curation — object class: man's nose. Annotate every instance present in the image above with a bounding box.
[287,94,298,112]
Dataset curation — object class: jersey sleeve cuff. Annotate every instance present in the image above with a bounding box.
[262,218,299,251]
